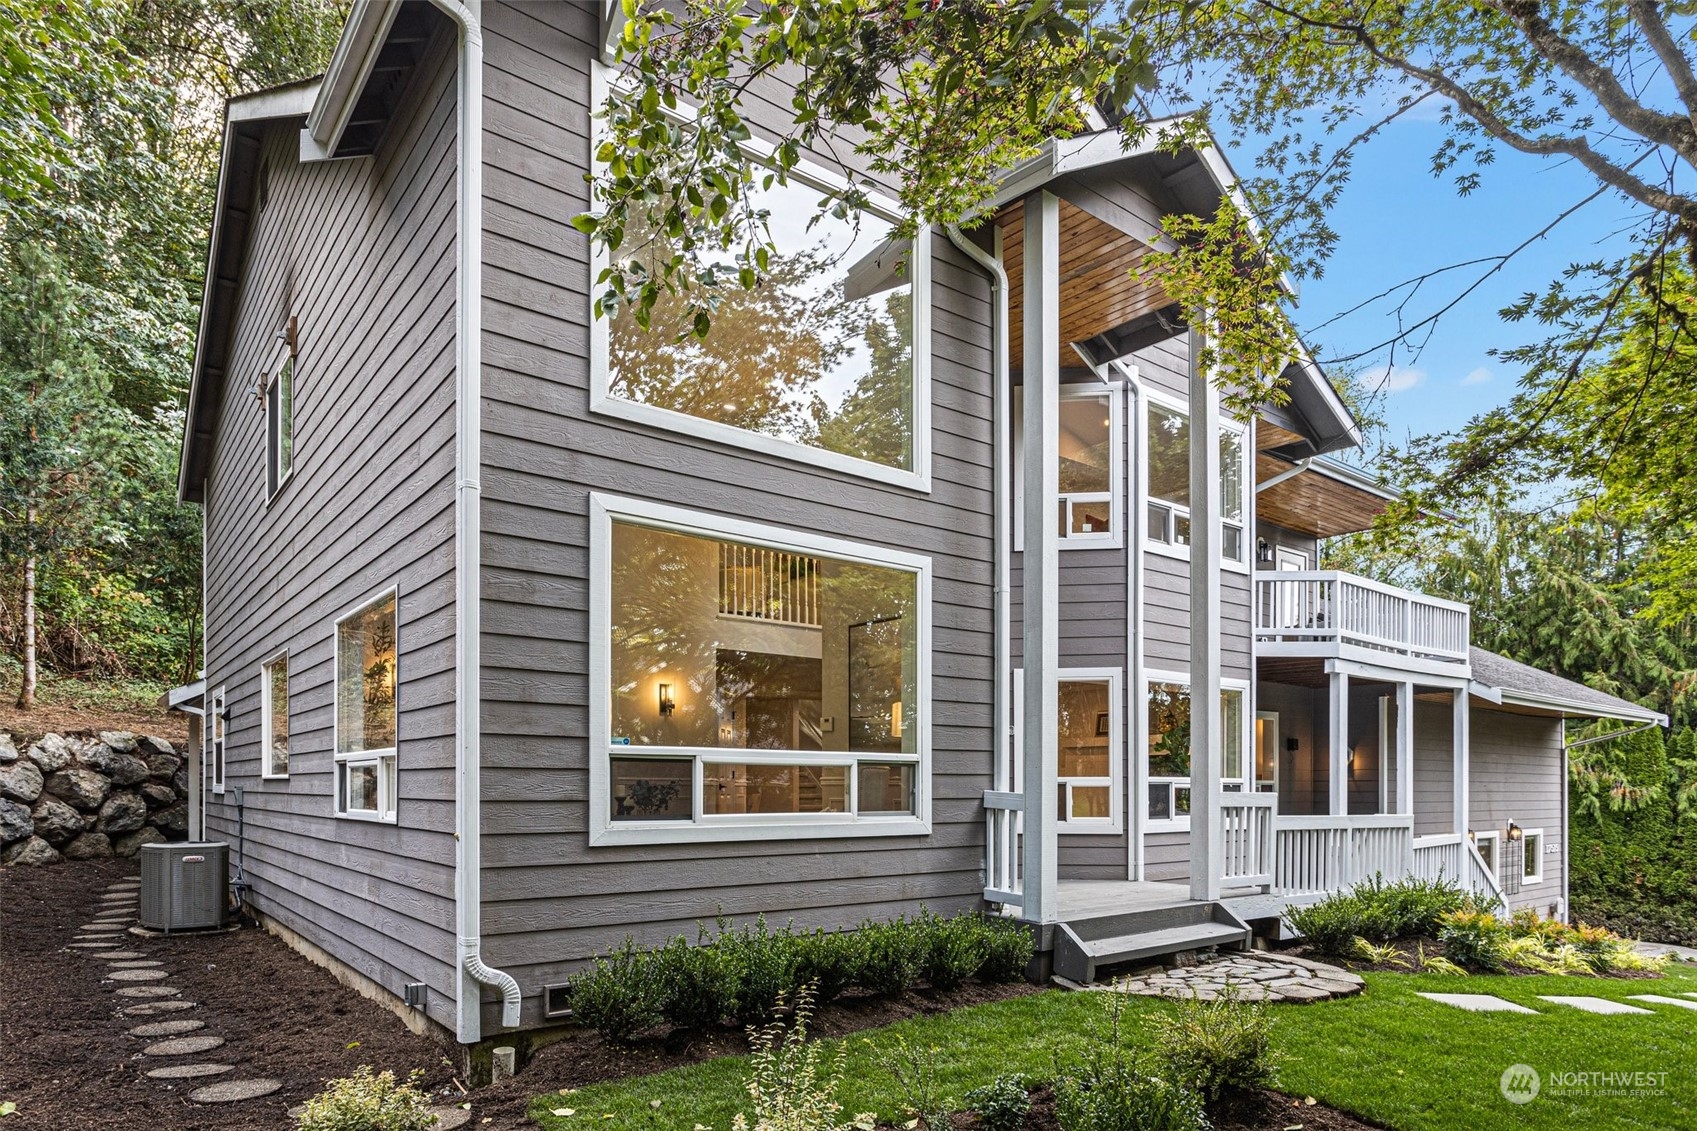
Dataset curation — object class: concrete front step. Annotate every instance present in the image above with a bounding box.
[1054,902,1252,984]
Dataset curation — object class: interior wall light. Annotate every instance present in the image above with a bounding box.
[657,683,675,717]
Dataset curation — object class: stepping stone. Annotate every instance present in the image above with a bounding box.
[122,1001,196,1016]
[85,950,144,960]
[80,923,124,931]
[1540,995,1655,1015]
[69,941,119,949]
[108,960,165,969]
[145,1063,232,1080]
[129,1019,206,1038]
[1629,995,1697,1011]
[115,986,179,998]
[1417,993,1539,1014]
[189,1079,281,1104]
[144,1034,226,1056]
[108,969,168,982]
[432,1107,473,1130]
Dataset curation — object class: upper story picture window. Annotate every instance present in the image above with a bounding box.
[1013,384,1124,549]
[589,72,930,489]
[264,331,294,500]
[1145,398,1248,565]
[334,589,397,822]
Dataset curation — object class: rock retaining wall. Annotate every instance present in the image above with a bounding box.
[0,731,189,865]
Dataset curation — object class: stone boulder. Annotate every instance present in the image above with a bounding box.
[138,735,177,757]
[0,759,43,804]
[113,826,167,857]
[0,734,17,763]
[25,734,71,773]
[98,731,139,753]
[30,796,83,844]
[154,802,188,835]
[62,832,112,860]
[45,767,109,811]
[2,835,60,866]
[139,781,176,808]
[78,742,151,787]
[0,798,33,844]
[171,764,187,796]
[145,751,183,781]
[97,792,148,835]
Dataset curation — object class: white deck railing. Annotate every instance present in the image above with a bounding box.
[1254,571,1470,664]
[1220,793,1277,888]
[983,790,1023,908]
[1272,813,1414,897]
[1413,832,1507,905]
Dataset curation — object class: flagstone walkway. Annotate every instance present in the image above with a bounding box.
[1057,949,1367,1001]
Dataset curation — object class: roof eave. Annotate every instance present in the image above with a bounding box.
[1469,682,1669,727]
[303,0,398,159]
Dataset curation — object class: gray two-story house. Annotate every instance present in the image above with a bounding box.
[177,0,1664,1052]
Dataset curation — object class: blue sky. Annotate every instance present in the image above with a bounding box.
[1235,115,1642,446]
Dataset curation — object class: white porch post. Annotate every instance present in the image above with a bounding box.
[1188,326,1223,901]
[1453,689,1470,836]
[1396,680,1414,816]
[1328,671,1349,816]
[1020,191,1060,924]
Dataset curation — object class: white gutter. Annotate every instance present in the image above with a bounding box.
[302,0,400,160]
[944,225,1013,804]
[418,0,520,1044]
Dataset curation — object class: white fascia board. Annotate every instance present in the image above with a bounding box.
[1494,689,1667,727]
[302,0,399,159]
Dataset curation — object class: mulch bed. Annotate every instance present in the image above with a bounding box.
[0,858,455,1131]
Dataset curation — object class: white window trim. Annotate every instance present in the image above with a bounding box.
[260,649,289,780]
[1140,387,1251,572]
[208,685,226,796]
[1520,827,1544,885]
[1142,668,1252,833]
[263,337,294,506]
[589,493,933,845]
[586,61,933,494]
[332,585,399,824]
[1013,383,1126,551]
[1011,667,1124,834]
[1473,830,1501,880]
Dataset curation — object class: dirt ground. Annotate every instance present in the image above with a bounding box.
[0,705,187,747]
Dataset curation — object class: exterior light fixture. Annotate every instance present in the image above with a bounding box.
[1507,820,1523,841]
[1256,538,1273,563]
[657,683,675,717]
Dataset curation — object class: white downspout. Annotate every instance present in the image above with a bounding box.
[944,224,1013,802]
[1116,361,1146,880]
[429,0,519,1044]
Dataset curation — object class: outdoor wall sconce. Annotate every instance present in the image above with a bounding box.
[657,683,675,717]
[1256,538,1273,563]
[1507,820,1523,841]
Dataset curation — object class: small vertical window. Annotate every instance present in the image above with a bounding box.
[265,334,294,500]
[209,686,227,794]
[1219,426,1246,563]
[335,590,398,821]
[261,652,289,778]
[1145,677,1252,827]
[1521,829,1544,884]
[1012,384,1124,549]
[1473,830,1500,879]
[1145,399,1248,563]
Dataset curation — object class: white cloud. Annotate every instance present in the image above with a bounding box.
[1461,366,1492,386]
[1364,364,1426,394]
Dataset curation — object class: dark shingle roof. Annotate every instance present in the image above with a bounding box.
[1469,648,1666,724]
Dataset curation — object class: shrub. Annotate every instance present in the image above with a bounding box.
[976,918,1036,983]
[916,909,983,991]
[870,1035,953,1129]
[1437,909,1507,972]
[1053,1057,1207,1131]
[857,916,923,996]
[965,1074,1031,1131]
[732,989,872,1131]
[724,917,804,1026]
[1152,989,1279,1104]
[655,933,738,1032]
[569,937,665,1041]
[295,1066,436,1131]
[1284,875,1480,954]
[795,928,865,1004]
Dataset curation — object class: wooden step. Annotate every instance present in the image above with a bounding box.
[1053,902,1252,984]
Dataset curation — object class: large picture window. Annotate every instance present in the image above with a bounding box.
[1144,674,1250,830]
[591,496,930,843]
[335,590,397,822]
[1014,384,1124,548]
[1145,397,1248,564]
[261,652,288,779]
[589,100,930,487]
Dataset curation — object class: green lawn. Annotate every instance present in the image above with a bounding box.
[529,964,1697,1130]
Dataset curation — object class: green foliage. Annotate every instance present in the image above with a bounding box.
[1053,1055,1207,1131]
[1436,910,1507,973]
[1151,989,1280,1104]
[964,1074,1031,1131]
[855,917,924,997]
[568,937,666,1042]
[1284,875,1481,955]
[294,1066,437,1131]
[731,988,866,1131]
[975,919,1037,984]
[794,927,866,1006]
[656,932,740,1032]
[915,909,982,992]
[868,1035,952,1130]
[724,916,805,1027]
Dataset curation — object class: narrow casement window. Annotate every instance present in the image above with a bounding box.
[334,590,397,821]
[1521,829,1544,884]
[1010,668,1123,831]
[1145,676,1251,829]
[209,686,226,794]
[592,496,932,842]
[1012,385,1124,548]
[265,339,294,499]
[1145,399,1248,563]
[261,652,288,778]
[1473,830,1500,879]
[1219,427,1246,563]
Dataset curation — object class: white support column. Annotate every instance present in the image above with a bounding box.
[1188,326,1223,901]
[1396,681,1414,816]
[1329,671,1349,817]
[1453,688,1470,836]
[1020,191,1061,925]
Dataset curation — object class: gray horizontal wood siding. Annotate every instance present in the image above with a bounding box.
[201,28,461,1034]
[474,0,994,1029]
[1468,708,1566,914]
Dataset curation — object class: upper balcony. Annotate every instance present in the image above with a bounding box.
[1253,570,1471,678]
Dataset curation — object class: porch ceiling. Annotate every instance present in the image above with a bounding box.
[1255,453,1391,538]
[998,197,1172,371]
